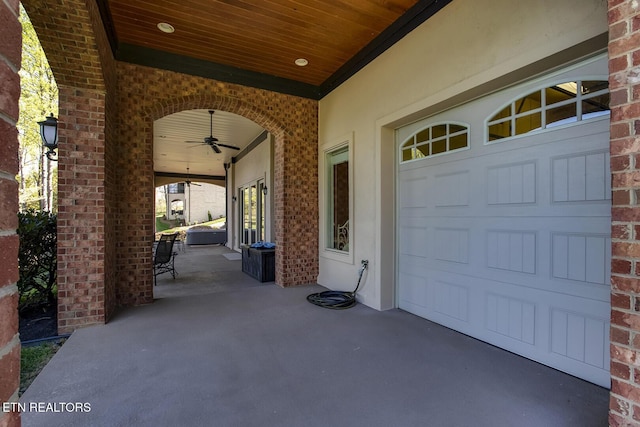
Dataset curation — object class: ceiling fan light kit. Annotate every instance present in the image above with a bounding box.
[185,110,240,153]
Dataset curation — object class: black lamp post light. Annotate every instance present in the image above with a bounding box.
[38,113,59,161]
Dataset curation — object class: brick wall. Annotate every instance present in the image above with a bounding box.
[23,0,117,333]
[114,65,319,304]
[21,0,319,328]
[56,86,107,334]
[608,0,640,425]
[20,0,104,91]
[0,0,21,425]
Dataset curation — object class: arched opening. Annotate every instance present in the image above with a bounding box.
[146,97,312,298]
[168,199,184,221]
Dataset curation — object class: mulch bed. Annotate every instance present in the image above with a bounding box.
[19,304,58,342]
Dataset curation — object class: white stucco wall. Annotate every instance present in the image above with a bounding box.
[317,0,608,310]
[228,134,274,251]
[163,183,225,223]
[187,183,226,223]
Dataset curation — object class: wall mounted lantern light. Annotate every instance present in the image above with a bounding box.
[38,113,59,161]
[262,186,268,196]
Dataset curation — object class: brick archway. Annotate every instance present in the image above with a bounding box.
[145,95,305,289]
[112,63,318,309]
[147,95,288,136]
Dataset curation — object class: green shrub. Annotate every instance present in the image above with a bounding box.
[17,210,57,311]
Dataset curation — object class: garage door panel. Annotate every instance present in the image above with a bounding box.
[486,293,536,345]
[430,279,470,322]
[434,171,470,207]
[486,230,537,274]
[398,272,428,308]
[551,233,611,286]
[549,307,608,369]
[399,253,429,277]
[400,176,429,208]
[397,59,610,387]
[481,276,609,369]
[399,224,429,257]
[400,269,610,379]
[552,150,611,203]
[487,161,537,205]
[398,220,610,300]
[434,228,469,264]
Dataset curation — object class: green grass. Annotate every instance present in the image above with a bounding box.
[156,215,171,232]
[20,340,66,396]
[160,217,226,235]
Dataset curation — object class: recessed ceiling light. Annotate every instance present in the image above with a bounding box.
[295,58,309,67]
[157,22,175,34]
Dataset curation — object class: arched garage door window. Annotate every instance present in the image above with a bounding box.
[486,80,610,143]
[399,122,469,163]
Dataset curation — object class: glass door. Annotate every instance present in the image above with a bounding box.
[240,179,266,245]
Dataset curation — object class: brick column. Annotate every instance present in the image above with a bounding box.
[609,1,640,425]
[273,132,319,286]
[0,0,21,425]
[56,86,107,334]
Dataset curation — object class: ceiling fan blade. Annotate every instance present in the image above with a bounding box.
[212,144,221,154]
[216,143,240,150]
[185,140,206,144]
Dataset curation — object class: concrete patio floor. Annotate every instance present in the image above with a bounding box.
[20,245,609,426]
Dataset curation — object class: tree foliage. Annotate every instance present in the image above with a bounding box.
[18,5,58,212]
[17,210,57,310]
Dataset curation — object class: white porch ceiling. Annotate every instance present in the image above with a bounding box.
[153,109,264,179]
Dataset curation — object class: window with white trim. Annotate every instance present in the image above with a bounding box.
[320,132,354,263]
[400,122,469,163]
[326,146,349,252]
[486,80,609,143]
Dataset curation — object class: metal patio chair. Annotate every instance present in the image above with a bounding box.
[154,233,178,286]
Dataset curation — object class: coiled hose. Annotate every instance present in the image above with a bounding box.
[306,260,369,309]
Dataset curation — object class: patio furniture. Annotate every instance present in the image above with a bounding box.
[186,228,227,245]
[241,245,275,282]
[175,230,187,252]
[154,233,178,285]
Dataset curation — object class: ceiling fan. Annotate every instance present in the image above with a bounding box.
[183,168,201,187]
[185,110,240,154]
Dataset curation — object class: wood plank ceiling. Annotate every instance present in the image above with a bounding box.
[95,0,453,181]
[101,0,451,98]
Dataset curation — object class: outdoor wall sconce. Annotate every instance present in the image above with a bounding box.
[38,113,59,161]
[232,196,237,202]
[262,186,268,196]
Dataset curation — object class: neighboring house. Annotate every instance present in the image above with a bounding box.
[163,182,226,225]
[3,1,640,426]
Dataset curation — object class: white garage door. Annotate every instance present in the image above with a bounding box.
[397,56,611,387]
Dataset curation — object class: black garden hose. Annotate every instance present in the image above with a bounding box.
[307,260,368,310]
